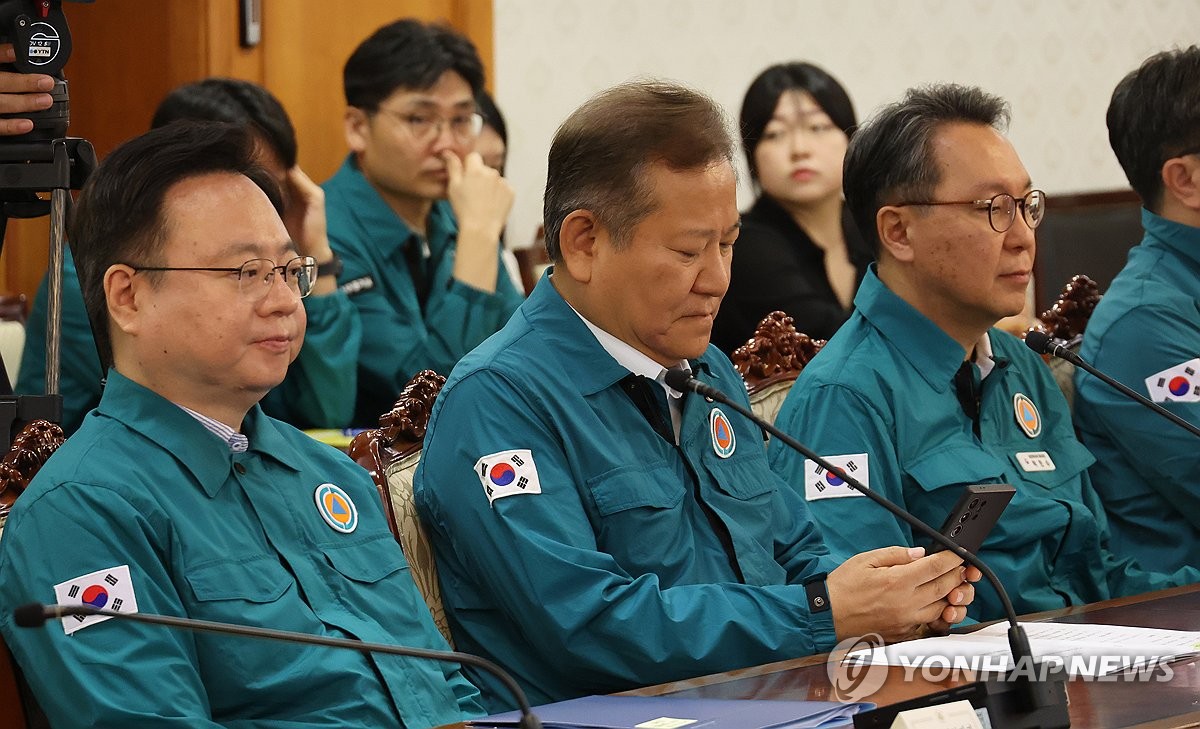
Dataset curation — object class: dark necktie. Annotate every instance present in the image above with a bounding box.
[404,237,430,311]
[619,374,675,444]
[953,360,982,438]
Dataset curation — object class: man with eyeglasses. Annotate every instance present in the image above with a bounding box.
[1074,46,1200,574]
[0,122,484,729]
[16,78,362,434]
[324,19,523,425]
[768,84,1199,622]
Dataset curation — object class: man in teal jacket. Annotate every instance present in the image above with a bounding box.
[770,84,1198,622]
[0,123,482,728]
[415,81,978,711]
[1075,46,1200,572]
[17,78,359,432]
[325,19,522,425]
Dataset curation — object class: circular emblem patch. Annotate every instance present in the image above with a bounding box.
[709,407,736,458]
[27,22,61,67]
[314,483,358,534]
[1169,375,1191,398]
[1013,393,1041,438]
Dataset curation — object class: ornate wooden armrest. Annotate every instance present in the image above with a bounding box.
[1025,274,1101,343]
[730,311,826,393]
[0,420,66,524]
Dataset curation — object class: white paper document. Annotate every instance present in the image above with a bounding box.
[846,621,1200,677]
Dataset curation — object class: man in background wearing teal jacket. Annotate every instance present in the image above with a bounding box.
[0,123,482,728]
[770,84,1198,622]
[415,81,978,711]
[17,78,359,433]
[1075,46,1200,573]
[324,19,522,426]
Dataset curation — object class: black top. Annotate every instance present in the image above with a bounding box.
[712,194,874,354]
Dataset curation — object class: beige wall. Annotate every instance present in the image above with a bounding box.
[493,0,1200,249]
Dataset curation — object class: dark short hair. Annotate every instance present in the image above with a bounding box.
[843,84,1010,254]
[151,78,298,168]
[1107,45,1200,212]
[343,19,484,109]
[740,62,856,182]
[543,80,735,262]
[476,89,506,144]
[72,122,283,369]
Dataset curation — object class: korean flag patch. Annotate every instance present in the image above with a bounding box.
[1145,358,1200,403]
[52,564,139,636]
[475,449,542,506]
[804,454,869,501]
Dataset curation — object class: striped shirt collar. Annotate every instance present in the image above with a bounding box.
[178,405,249,453]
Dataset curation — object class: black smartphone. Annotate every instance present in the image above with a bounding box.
[928,484,1016,554]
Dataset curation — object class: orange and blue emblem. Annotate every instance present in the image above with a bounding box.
[314,483,358,534]
[80,584,108,609]
[709,407,736,458]
[1013,392,1041,438]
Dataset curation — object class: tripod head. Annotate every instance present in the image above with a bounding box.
[0,0,94,140]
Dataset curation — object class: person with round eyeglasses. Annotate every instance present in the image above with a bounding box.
[325,19,524,426]
[17,78,362,434]
[771,83,1200,623]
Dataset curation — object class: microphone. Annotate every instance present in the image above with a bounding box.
[1024,331,1200,439]
[664,369,1068,729]
[15,602,542,729]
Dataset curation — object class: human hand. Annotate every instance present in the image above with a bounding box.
[445,150,513,247]
[281,166,336,296]
[828,546,974,643]
[281,166,331,261]
[0,44,54,136]
[445,150,512,292]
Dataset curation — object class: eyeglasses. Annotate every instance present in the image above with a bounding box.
[126,256,316,299]
[375,108,484,143]
[891,189,1046,233]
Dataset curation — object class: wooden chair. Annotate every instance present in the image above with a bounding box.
[512,225,551,296]
[729,311,826,426]
[1024,274,1102,408]
[0,419,65,729]
[348,370,452,645]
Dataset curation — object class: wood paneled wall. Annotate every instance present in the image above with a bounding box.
[0,0,493,306]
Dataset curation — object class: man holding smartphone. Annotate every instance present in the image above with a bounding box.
[769,83,1199,621]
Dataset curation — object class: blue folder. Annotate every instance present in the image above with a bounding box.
[472,694,873,729]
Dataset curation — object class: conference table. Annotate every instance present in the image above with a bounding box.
[620,583,1200,728]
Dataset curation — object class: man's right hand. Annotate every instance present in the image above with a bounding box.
[827,546,972,643]
[0,44,54,136]
[445,150,513,292]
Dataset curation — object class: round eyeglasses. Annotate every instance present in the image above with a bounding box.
[126,256,317,299]
[374,108,485,144]
[892,189,1046,233]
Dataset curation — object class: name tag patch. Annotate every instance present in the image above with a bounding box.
[804,454,869,501]
[1016,451,1056,472]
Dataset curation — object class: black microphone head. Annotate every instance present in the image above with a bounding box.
[663,367,693,392]
[13,603,48,628]
[1024,330,1052,355]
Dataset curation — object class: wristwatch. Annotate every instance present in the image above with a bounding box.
[315,253,343,279]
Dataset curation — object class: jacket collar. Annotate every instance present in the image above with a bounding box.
[97,370,303,498]
[522,270,715,397]
[326,155,458,260]
[854,265,970,392]
[1142,208,1200,268]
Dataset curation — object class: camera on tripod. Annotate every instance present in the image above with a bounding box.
[0,0,88,140]
[0,0,95,459]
